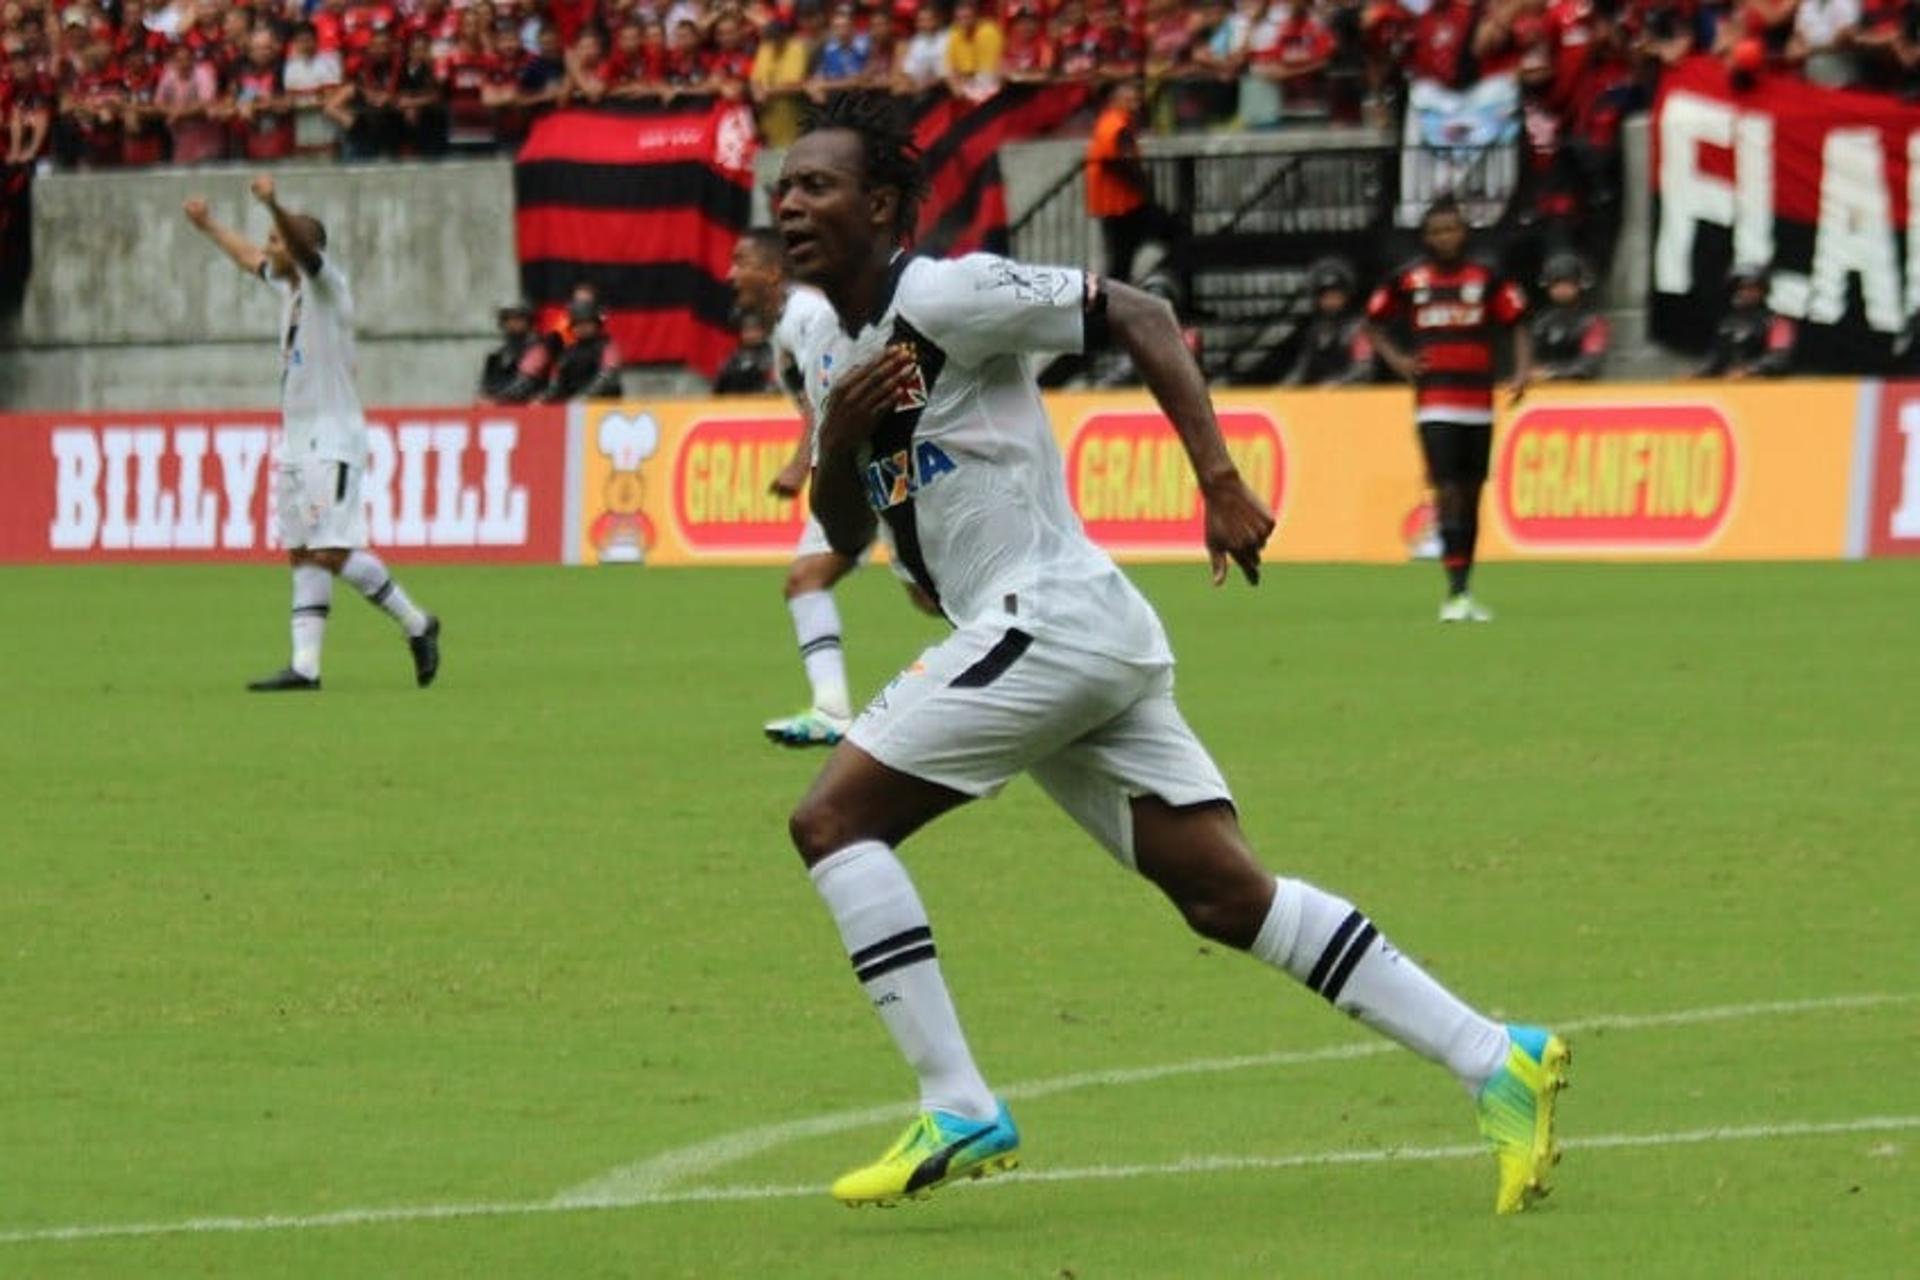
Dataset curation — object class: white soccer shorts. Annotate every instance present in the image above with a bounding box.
[795,514,874,565]
[275,456,366,551]
[847,623,1234,868]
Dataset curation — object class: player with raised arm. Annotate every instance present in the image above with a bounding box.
[184,178,440,692]
[1365,196,1532,623]
[729,227,862,747]
[776,96,1568,1217]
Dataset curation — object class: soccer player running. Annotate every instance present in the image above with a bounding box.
[184,178,440,692]
[729,227,862,746]
[777,97,1567,1216]
[1365,196,1533,623]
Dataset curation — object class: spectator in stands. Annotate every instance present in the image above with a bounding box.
[946,0,1002,99]
[898,3,951,93]
[1738,0,1800,62]
[1056,0,1103,78]
[1086,80,1183,284]
[665,18,710,90]
[1002,6,1057,82]
[441,12,497,145]
[479,301,544,402]
[1696,263,1796,377]
[332,24,403,157]
[1359,0,1414,117]
[116,0,169,59]
[233,29,294,162]
[1412,0,1480,87]
[566,27,610,101]
[1092,0,1145,80]
[713,311,777,393]
[1792,0,1863,83]
[396,30,448,153]
[54,33,125,169]
[546,295,624,400]
[155,36,226,164]
[5,47,53,166]
[514,23,568,109]
[810,4,872,93]
[283,22,344,156]
[751,17,810,142]
[1529,251,1609,379]
[1254,0,1336,122]
[1286,256,1377,385]
[117,44,168,165]
[864,7,902,86]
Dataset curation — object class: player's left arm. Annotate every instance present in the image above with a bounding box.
[1106,277,1273,586]
[250,174,323,276]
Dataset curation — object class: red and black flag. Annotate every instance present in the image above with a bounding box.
[911,83,1089,257]
[514,96,758,377]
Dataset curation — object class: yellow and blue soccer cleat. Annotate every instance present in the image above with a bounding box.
[1476,1024,1572,1214]
[831,1102,1020,1207]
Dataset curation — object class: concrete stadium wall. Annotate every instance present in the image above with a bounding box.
[1,159,519,412]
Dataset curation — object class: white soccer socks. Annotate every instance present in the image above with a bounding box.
[788,590,851,720]
[1253,878,1510,1094]
[340,550,429,637]
[810,841,999,1121]
[289,564,332,678]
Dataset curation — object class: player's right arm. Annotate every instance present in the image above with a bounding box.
[182,196,267,276]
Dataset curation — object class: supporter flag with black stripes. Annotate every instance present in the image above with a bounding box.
[514,97,757,377]
[911,84,1089,257]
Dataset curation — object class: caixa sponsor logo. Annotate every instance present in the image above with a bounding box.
[46,419,531,552]
[865,441,957,511]
[1497,403,1737,549]
[1066,410,1285,550]
[672,415,809,551]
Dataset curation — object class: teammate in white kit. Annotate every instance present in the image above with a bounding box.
[184,176,440,692]
[728,228,865,746]
[775,96,1568,1215]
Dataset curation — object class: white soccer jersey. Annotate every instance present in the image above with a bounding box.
[801,252,1171,665]
[258,254,367,463]
[772,284,836,415]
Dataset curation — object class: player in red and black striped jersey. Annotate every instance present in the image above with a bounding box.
[1365,196,1533,623]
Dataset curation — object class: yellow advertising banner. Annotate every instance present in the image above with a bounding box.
[576,381,1859,566]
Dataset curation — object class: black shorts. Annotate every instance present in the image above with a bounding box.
[1418,421,1494,485]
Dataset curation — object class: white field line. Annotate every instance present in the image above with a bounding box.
[555,990,1918,1206]
[3,1115,1915,1247]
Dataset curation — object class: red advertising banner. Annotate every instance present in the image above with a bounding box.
[1865,382,1920,556]
[0,407,571,564]
[1496,402,1738,550]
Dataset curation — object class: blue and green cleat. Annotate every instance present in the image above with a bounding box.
[830,1102,1021,1207]
[1476,1024,1573,1214]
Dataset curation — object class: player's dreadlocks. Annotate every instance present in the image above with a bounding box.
[801,92,929,242]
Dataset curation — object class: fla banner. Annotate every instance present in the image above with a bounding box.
[1652,57,1920,372]
[514,96,758,378]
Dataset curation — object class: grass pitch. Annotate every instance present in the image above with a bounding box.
[2,560,1916,1277]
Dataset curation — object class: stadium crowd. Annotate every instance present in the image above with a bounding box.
[3,0,1920,170]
